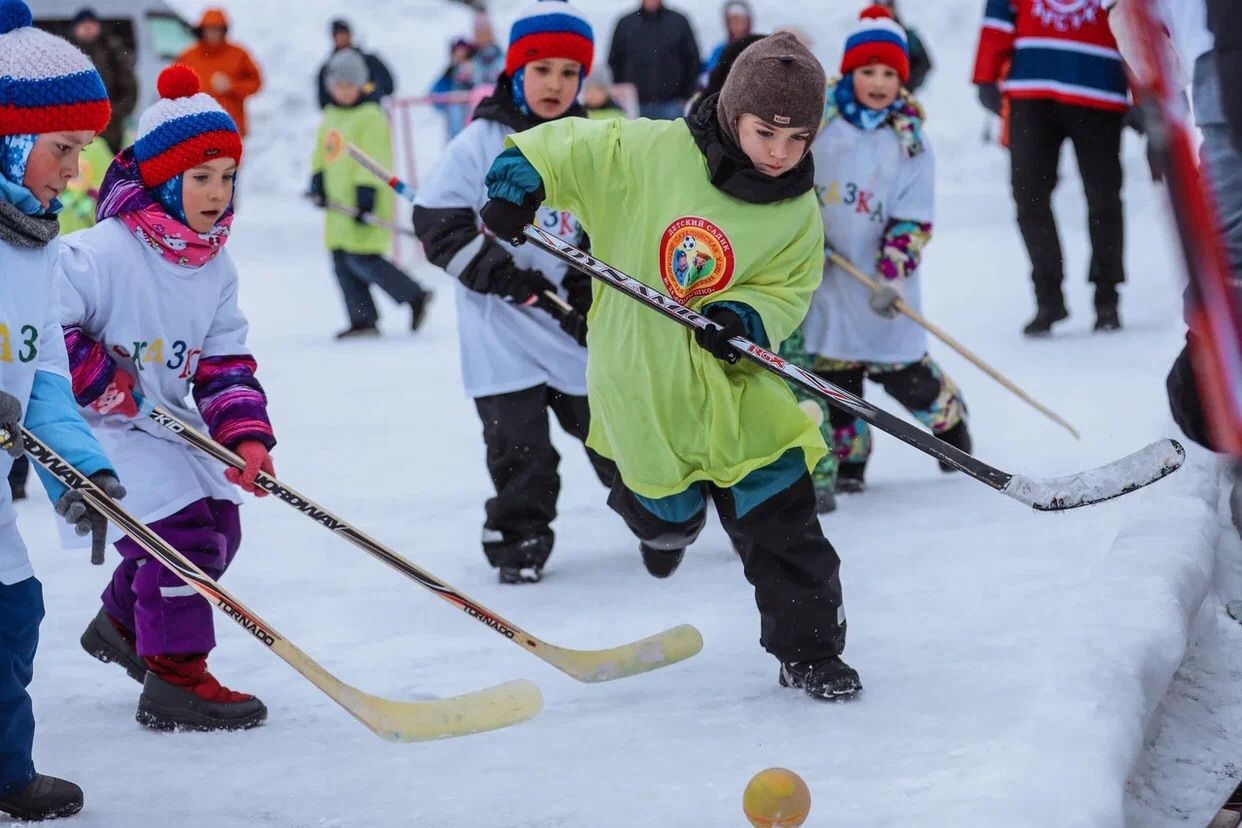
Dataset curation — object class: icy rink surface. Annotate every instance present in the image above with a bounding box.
[13,1,1242,825]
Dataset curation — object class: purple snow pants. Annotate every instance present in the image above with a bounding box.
[101,498,241,657]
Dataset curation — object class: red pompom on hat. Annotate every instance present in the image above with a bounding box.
[840,4,911,84]
[133,64,243,188]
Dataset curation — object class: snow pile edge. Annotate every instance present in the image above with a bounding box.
[1008,451,1223,826]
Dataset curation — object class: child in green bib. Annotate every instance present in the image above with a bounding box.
[480,33,860,701]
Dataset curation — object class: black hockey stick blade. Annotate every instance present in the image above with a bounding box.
[520,225,1185,511]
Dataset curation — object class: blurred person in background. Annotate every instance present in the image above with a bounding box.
[316,18,395,109]
[973,0,1129,337]
[874,0,932,92]
[471,11,505,86]
[581,66,624,119]
[608,0,701,119]
[68,7,137,153]
[431,36,478,140]
[703,1,753,76]
[176,8,262,138]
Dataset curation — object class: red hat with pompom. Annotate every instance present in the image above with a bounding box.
[840,4,910,83]
[133,64,242,188]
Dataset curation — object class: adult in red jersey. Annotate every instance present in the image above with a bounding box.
[973,0,1129,336]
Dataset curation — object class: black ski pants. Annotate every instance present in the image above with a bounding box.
[607,470,846,664]
[474,384,616,568]
[1008,99,1125,310]
[330,250,427,329]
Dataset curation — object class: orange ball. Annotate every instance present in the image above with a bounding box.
[742,767,811,828]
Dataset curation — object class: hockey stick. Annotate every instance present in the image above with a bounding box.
[143,408,703,682]
[16,428,541,741]
[318,197,418,238]
[519,225,1185,511]
[825,247,1081,439]
[343,143,574,315]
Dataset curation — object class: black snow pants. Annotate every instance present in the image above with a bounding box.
[474,384,616,569]
[1008,98,1126,311]
[607,467,847,664]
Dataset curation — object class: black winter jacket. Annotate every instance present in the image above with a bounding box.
[608,6,702,105]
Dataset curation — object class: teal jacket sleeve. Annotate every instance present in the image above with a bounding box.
[485,147,545,206]
[25,370,113,501]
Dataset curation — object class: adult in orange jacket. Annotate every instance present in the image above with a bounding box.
[176,9,262,137]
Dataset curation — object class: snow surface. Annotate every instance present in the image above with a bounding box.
[12,1,1242,825]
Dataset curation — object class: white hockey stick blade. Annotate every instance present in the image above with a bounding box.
[1002,438,1185,511]
[532,623,704,683]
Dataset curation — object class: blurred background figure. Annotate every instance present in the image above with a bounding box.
[703,1,753,76]
[68,7,137,153]
[176,8,262,138]
[471,11,505,86]
[874,0,932,92]
[608,0,701,119]
[431,36,478,140]
[581,66,624,119]
[317,18,395,109]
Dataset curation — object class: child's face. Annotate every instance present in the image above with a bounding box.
[523,58,583,120]
[329,81,362,106]
[182,158,237,233]
[582,84,608,109]
[853,63,901,110]
[23,131,96,208]
[735,114,812,177]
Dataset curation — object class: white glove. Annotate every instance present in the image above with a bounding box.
[869,279,906,319]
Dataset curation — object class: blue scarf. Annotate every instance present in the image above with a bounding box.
[832,73,902,132]
[156,174,188,224]
[0,134,59,216]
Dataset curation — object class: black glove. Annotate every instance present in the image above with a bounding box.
[1123,106,1147,136]
[0,391,23,459]
[355,185,377,226]
[55,471,127,565]
[977,83,1002,117]
[694,306,744,364]
[307,172,325,208]
[559,310,588,346]
[500,266,559,308]
[481,197,538,245]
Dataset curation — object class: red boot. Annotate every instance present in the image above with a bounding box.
[136,654,267,731]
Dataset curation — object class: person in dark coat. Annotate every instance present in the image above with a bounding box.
[608,0,701,119]
[1209,0,1242,148]
[316,18,395,109]
[68,8,137,154]
[876,0,933,92]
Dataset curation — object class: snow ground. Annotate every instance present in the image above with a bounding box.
[11,1,1242,825]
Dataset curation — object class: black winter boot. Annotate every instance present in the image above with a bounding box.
[136,655,267,732]
[0,774,83,821]
[835,463,866,494]
[493,536,552,585]
[936,420,973,473]
[80,608,145,683]
[1022,305,1069,337]
[410,291,434,332]
[779,657,862,700]
[640,543,685,578]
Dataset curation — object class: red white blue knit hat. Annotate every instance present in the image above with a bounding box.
[0,0,111,136]
[840,5,910,84]
[505,0,595,77]
[133,64,242,188]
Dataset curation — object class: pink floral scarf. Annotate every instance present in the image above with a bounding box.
[97,147,233,268]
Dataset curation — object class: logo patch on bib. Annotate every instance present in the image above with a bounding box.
[658,216,735,303]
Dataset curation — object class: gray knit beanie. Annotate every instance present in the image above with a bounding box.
[325,47,369,88]
[716,32,826,146]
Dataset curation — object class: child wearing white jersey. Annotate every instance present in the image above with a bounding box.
[413,0,614,584]
[795,6,971,501]
[58,65,274,733]
[0,1,125,818]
